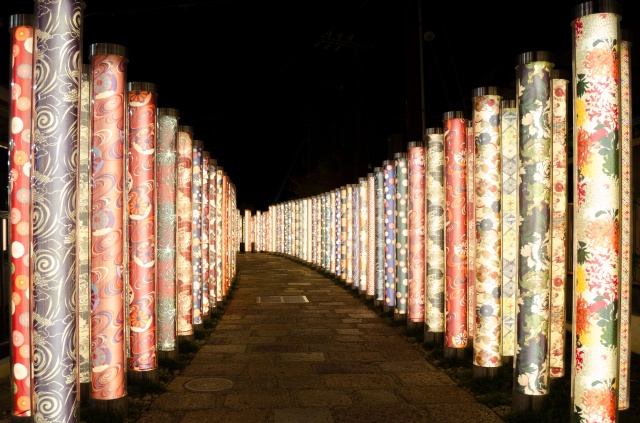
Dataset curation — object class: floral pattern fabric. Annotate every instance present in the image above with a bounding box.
[395,155,409,316]
[408,144,426,323]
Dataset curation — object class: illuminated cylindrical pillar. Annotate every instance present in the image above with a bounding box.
[618,29,632,410]
[89,42,129,408]
[442,111,468,355]
[208,159,217,309]
[156,107,180,360]
[335,189,342,278]
[78,63,92,397]
[367,172,376,299]
[407,142,426,326]
[353,184,361,290]
[176,125,194,340]
[32,3,82,420]
[8,14,34,419]
[358,177,368,294]
[394,152,409,320]
[201,151,210,316]
[340,187,348,281]
[471,86,502,378]
[383,160,396,311]
[425,128,445,342]
[571,3,622,420]
[466,118,476,342]
[549,70,568,379]
[126,81,158,379]
[216,166,224,304]
[222,173,229,297]
[513,51,554,410]
[191,140,204,328]
[346,185,354,284]
[500,99,517,359]
[330,191,336,274]
[374,167,385,306]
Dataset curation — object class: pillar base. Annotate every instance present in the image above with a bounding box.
[178,334,195,344]
[423,331,444,345]
[128,368,159,384]
[80,381,92,404]
[472,364,502,379]
[193,323,204,333]
[511,390,549,413]
[158,349,180,362]
[374,299,384,308]
[444,346,467,359]
[501,355,514,366]
[394,312,407,321]
[89,396,128,420]
[11,415,33,423]
[406,320,423,332]
[383,305,393,314]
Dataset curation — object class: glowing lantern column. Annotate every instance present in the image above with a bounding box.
[191,140,204,330]
[8,13,34,420]
[512,51,554,411]
[156,107,180,360]
[471,86,502,379]
[383,161,397,312]
[571,2,622,421]
[425,128,445,343]
[215,166,224,305]
[126,81,158,380]
[394,152,409,320]
[88,42,129,411]
[407,141,426,329]
[32,3,82,420]
[367,172,376,299]
[358,177,368,295]
[176,125,194,341]
[374,167,385,307]
[443,112,468,357]
[201,151,211,318]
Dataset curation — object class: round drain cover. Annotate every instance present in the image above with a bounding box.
[184,378,233,392]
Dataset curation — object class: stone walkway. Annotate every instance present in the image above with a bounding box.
[139,253,504,423]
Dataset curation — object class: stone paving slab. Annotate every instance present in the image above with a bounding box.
[140,253,504,422]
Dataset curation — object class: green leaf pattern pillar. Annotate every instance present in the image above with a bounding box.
[514,52,554,396]
[571,2,621,421]
[395,152,409,316]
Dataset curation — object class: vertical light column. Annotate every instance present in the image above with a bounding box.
[8,14,34,419]
[335,189,342,278]
[78,63,92,396]
[466,119,476,342]
[345,189,352,283]
[394,152,409,320]
[443,111,468,355]
[359,177,368,294]
[513,51,554,409]
[549,71,568,379]
[500,99,518,358]
[425,128,445,342]
[156,107,180,360]
[383,160,396,311]
[472,86,502,378]
[330,192,336,274]
[176,125,194,339]
[352,184,361,290]
[191,140,203,328]
[374,167,385,306]
[244,209,250,251]
[207,159,217,310]
[618,30,632,410]
[367,172,376,299]
[311,197,317,264]
[126,81,158,378]
[407,142,426,326]
[201,151,210,316]
[89,42,128,408]
[32,3,82,419]
[215,166,224,304]
[340,187,348,281]
[571,3,622,421]
[222,173,229,298]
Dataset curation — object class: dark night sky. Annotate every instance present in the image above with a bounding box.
[2,0,638,211]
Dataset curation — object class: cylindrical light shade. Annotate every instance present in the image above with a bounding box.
[127,81,158,372]
[550,71,568,379]
[359,178,368,293]
[191,140,204,325]
[425,128,445,333]
[571,2,622,420]
[514,51,554,396]
[367,173,376,297]
[395,152,409,316]
[177,125,194,336]
[345,186,353,283]
[471,86,502,368]
[618,30,632,410]
[407,141,426,323]
[340,187,348,280]
[383,160,397,307]
[352,185,361,288]
[32,4,82,419]
[156,107,180,352]
[8,13,34,418]
[216,166,224,302]
[500,99,518,357]
[466,118,476,340]
[442,112,468,347]
[89,42,128,401]
[374,167,385,301]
